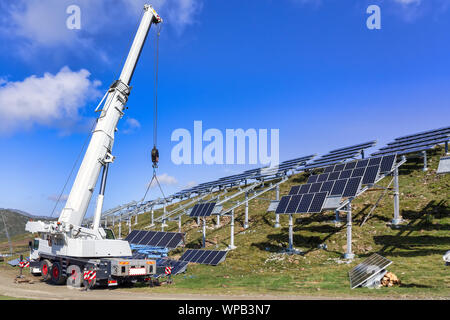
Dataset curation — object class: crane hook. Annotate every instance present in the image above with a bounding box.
[151,145,159,168]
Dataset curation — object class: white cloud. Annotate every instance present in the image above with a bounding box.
[0,0,202,56]
[184,181,197,189]
[394,0,421,5]
[148,173,178,188]
[122,117,142,134]
[0,66,101,133]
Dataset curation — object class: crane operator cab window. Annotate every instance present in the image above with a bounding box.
[104,228,116,240]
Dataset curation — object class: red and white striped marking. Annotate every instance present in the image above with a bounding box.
[83,270,96,281]
[19,261,29,268]
[165,267,172,275]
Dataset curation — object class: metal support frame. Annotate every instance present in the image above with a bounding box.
[118,214,122,239]
[344,199,355,260]
[134,214,138,225]
[274,185,281,228]
[202,218,206,248]
[445,141,449,154]
[178,216,182,233]
[333,209,341,224]
[244,192,249,229]
[128,217,131,235]
[228,210,236,250]
[422,150,428,171]
[391,166,403,225]
[216,215,220,228]
[285,214,302,255]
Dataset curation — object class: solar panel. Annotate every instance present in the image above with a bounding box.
[180,249,228,266]
[309,182,322,193]
[356,159,369,168]
[368,157,382,166]
[320,180,335,193]
[275,196,291,214]
[286,194,303,213]
[333,164,346,172]
[351,167,366,177]
[308,192,328,213]
[317,173,329,182]
[298,183,311,194]
[323,165,335,173]
[342,177,362,197]
[362,165,380,184]
[289,185,300,195]
[437,155,450,174]
[307,175,319,183]
[327,171,341,181]
[296,193,314,213]
[379,155,396,174]
[349,254,392,289]
[330,179,348,196]
[126,230,185,249]
[155,258,188,277]
[339,169,353,180]
[344,162,357,170]
[371,127,449,157]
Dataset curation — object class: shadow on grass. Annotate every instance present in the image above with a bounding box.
[375,199,450,257]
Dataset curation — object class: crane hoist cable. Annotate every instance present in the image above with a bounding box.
[142,24,167,206]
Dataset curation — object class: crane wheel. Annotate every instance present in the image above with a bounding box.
[66,265,82,288]
[50,262,67,285]
[40,259,52,282]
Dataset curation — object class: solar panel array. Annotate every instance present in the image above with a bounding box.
[304,141,377,170]
[125,230,184,249]
[276,155,397,214]
[173,154,317,198]
[179,249,228,266]
[349,253,392,289]
[189,202,217,217]
[372,126,450,157]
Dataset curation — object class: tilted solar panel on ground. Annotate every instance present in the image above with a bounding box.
[349,253,392,289]
[155,258,189,277]
[179,249,227,266]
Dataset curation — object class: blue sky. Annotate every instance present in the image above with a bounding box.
[0,0,449,217]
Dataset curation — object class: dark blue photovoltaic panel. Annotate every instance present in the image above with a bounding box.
[379,155,396,173]
[320,181,335,193]
[307,175,319,183]
[356,159,369,168]
[368,157,382,166]
[362,165,379,184]
[344,162,357,170]
[155,259,188,277]
[189,204,202,217]
[137,231,157,245]
[125,230,139,242]
[286,195,303,213]
[296,193,314,213]
[339,170,352,180]
[333,164,346,172]
[343,177,362,197]
[289,185,300,195]
[127,230,184,249]
[330,179,348,196]
[323,165,335,173]
[327,172,340,181]
[309,182,322,193]
[351,167,366,177]
[275,196,291,214]
[317,173,329,182]
[308,192,328,213]
[298,184,311,194]
[196,203,209,217]
[180,249,227,266]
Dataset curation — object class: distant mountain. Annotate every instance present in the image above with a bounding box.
[0,209,55,240]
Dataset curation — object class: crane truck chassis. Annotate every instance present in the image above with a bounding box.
[24,4,164,289]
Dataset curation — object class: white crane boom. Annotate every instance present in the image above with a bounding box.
[58,5,162,229]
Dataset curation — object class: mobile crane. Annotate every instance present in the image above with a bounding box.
[25,4,162,288]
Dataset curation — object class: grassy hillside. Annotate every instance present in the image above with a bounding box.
[1,149,448,298]
[115,148,450,298]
